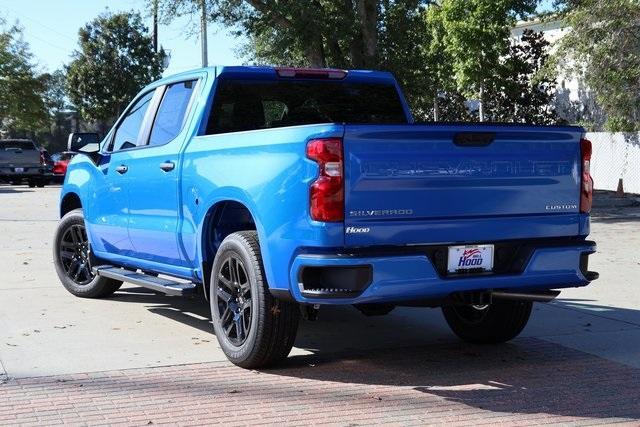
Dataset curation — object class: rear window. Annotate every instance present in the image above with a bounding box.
[206,79,407,134]
[0,140,36,151]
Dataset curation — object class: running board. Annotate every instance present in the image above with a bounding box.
[94,266,197,296]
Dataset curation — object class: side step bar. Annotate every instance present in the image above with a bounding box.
[94,266,197,296]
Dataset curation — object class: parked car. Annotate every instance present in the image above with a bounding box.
[53,66,598,368]
[0,139,48,187]
[50,152,77,182]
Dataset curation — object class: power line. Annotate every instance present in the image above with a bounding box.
[3,5,76,42]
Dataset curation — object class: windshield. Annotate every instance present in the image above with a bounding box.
[207,79,408,134]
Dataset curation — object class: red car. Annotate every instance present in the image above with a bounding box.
[51,152,76,182]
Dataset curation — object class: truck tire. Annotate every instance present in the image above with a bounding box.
[441,300,532,344]
[53,209,122,298]
[210,231,300,369]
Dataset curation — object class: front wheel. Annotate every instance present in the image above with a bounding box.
[53,209,122,298]
[210,231,300,369]
[442,300,532,344]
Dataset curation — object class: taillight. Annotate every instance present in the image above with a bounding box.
[306,138,344,222]
[40,152,46,166]
[580,138,593,213]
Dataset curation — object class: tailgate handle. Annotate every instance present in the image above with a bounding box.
[453,132,495,147]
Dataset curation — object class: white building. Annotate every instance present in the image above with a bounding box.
[511,19,605,128]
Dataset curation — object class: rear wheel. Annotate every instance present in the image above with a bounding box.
[53,209,122,298]
[442,300,532,344]
[28,180,36,188]
[210,231,299,368]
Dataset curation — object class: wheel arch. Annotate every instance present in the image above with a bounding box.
[60,192,82,218]
[200,199,260,300]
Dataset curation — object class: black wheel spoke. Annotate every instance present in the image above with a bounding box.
[217,287,233,303]
[220,306,232,323]
[215,252,252,346]
[234,316,244,341]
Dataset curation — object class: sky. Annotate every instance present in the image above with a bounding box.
[0,0,244,76]
[1,0,555,77]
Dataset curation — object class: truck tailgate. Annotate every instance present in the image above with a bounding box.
[343,124,584,247]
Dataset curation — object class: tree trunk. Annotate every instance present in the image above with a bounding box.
[305,34,327,67]
[301,7,326,68]
[357,0,378,68]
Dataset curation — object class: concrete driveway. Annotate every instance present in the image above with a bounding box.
[1,185,639,424]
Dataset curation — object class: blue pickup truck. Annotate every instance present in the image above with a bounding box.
[54,66,598,368]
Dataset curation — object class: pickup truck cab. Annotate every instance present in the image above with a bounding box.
[54,66,598,368]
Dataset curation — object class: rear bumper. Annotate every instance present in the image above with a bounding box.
[0,167,46,177]
[284,240,597,305]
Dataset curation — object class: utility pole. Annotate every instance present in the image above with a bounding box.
[478,83,485,122]
[152,0,158,53]
[200,0,208,67]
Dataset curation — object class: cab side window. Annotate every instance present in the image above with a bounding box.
[110,90,155,152]
[148,80,197,146]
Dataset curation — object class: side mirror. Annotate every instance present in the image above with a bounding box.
[68,132,100,153]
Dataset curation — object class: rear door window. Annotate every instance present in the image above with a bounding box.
[148,80,198,146]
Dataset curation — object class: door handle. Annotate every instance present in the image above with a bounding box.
[159,161,175,172]
[115,165,128,174]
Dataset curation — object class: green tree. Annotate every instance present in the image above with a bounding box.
[159,0,403,69]
[66,11,166,124]
[483,29,557,123]
[553,0,640,131]
[424,0,537,121]
[0,19,49,135]
[156,0,434,114]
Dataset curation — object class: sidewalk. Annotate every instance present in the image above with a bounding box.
[2,338,639,426]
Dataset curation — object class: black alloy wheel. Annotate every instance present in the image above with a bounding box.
[215,255,253,346]
[209,231,300,368]
[53,209,122,298]
[59,223,94,285]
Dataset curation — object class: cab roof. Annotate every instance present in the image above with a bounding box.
[145,65,398,90]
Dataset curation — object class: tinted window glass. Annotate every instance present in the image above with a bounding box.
[207,79,407,134]
[0,140,36,150]
[148,80,197,146]
[111,91,154,151]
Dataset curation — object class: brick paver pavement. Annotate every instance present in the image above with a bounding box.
[1,338,639,426]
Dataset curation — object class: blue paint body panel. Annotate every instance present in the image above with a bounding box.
[60,65,596,304]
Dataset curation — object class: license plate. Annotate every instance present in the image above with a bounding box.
[14,167,24,173]
[447,244,494,273]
